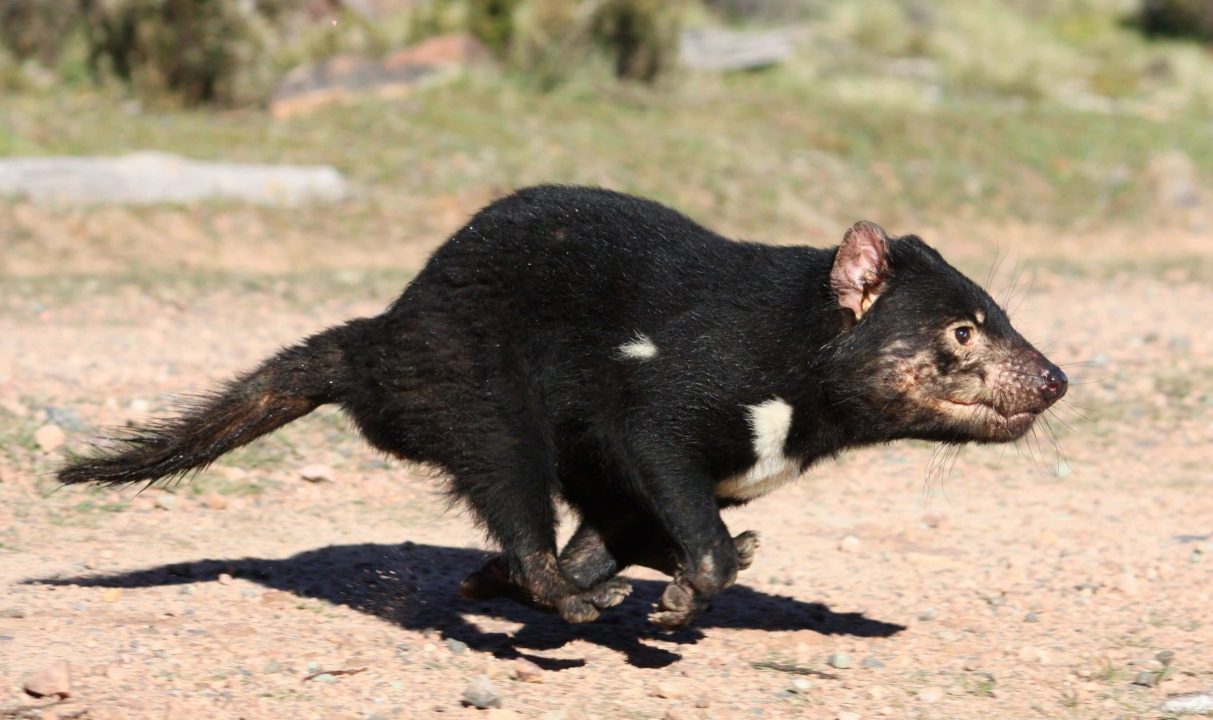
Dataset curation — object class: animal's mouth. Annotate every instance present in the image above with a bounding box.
[941,398,1037,438]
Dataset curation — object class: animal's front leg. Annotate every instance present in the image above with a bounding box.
[614,448,748,629]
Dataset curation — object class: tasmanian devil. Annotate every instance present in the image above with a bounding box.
[58,185,1067,629]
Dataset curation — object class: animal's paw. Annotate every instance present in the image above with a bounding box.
[734,530,760,571]
[648,578,700,629]
[555,577,633,624]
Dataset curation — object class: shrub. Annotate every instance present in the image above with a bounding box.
[0,0,82,66]
[80,0,280,106]
[1136,0,1213,42]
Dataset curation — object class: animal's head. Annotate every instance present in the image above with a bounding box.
[828,221,1066,444]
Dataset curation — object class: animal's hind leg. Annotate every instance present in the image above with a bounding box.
[558,517,761,589]
[447,440,630,623]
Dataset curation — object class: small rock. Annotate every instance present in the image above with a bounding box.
[1116,571,1140,596]
[862,657,885,669]
[838,535,862,552]
[445,638,468,654]
[837,712,861,720]
[0,397,29,417]
[1162,688,1213,715]
[202,493,228,511]
[311,673,337,684]
[652,680,688,699]
[512,658,544,683]
[788,678,812,694]
[1054,460,1073,478]
[1156,650,1175,667]
[34,424,66,452]
[23,660,72,698]
[128,398,151,415]
[918,608,936,621]
[918,686,944,703]
[0,607,27,618]
[300,463,335,483]
[217,573,234,586]
[1023,611,1039,623]
[462,675,502,709]
[263,660,284,674]
[1133,671,1158,688]
[44,406,86,431]
[663,710,695,720]
[102,588,122,603]
[828,652,852,669]
[153,493,180,511]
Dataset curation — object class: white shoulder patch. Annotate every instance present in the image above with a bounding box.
[716,398,801,501]
[617,333,658,360]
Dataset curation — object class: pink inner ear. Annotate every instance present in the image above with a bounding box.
[830,221,890,316]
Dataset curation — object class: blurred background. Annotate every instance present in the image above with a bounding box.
[2,0,1212,282]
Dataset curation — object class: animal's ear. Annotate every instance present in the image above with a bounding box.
[830,221,891,322]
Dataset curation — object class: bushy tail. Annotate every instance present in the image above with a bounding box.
[58,320,367,487]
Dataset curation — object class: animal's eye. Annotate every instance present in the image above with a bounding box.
[954,326,973,345]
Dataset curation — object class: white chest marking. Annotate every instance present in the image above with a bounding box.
[617,332,658,360]
[716,398,801,501]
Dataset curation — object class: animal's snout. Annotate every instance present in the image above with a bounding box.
[1039,365,1068,406]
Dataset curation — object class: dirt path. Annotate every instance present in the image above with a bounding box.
[2,252,1212,719]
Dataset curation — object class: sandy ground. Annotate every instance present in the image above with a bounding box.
[2,222,1212,720]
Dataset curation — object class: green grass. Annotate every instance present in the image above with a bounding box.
[3,68,1212,243]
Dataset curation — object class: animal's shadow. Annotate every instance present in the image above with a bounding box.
[28,542,904,669]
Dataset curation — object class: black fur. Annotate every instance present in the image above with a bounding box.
[59,185,1066,628]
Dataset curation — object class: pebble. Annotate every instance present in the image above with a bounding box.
[512,658,544,683]
[828,652,852,669]
[1023,611,1039,623]
[0,397,29,417]
[445,638,468,654]
[662,711,696,720]
[462,675,502,709]
[202,493,228,510]
[838,535,862,552]
[918,686,944,703]
[154,493,180,511]
[1157,650,1176,666]
[788,678,812,694]
[23,660,72,698]
[837,712,861,720]
[1055,460,1073,478]
[311,673,337,684]
[861,657,885,669]
[1116,571,1140,596]
[1162,688,1213,715]
[0,607,27,619]
[217,573,234,586]
[44,406,86,431]
[918,608,936,621]
[263,660,284,674]
[1133,671,1158,687]
[299,463,335,483]
[34,424,66,452]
